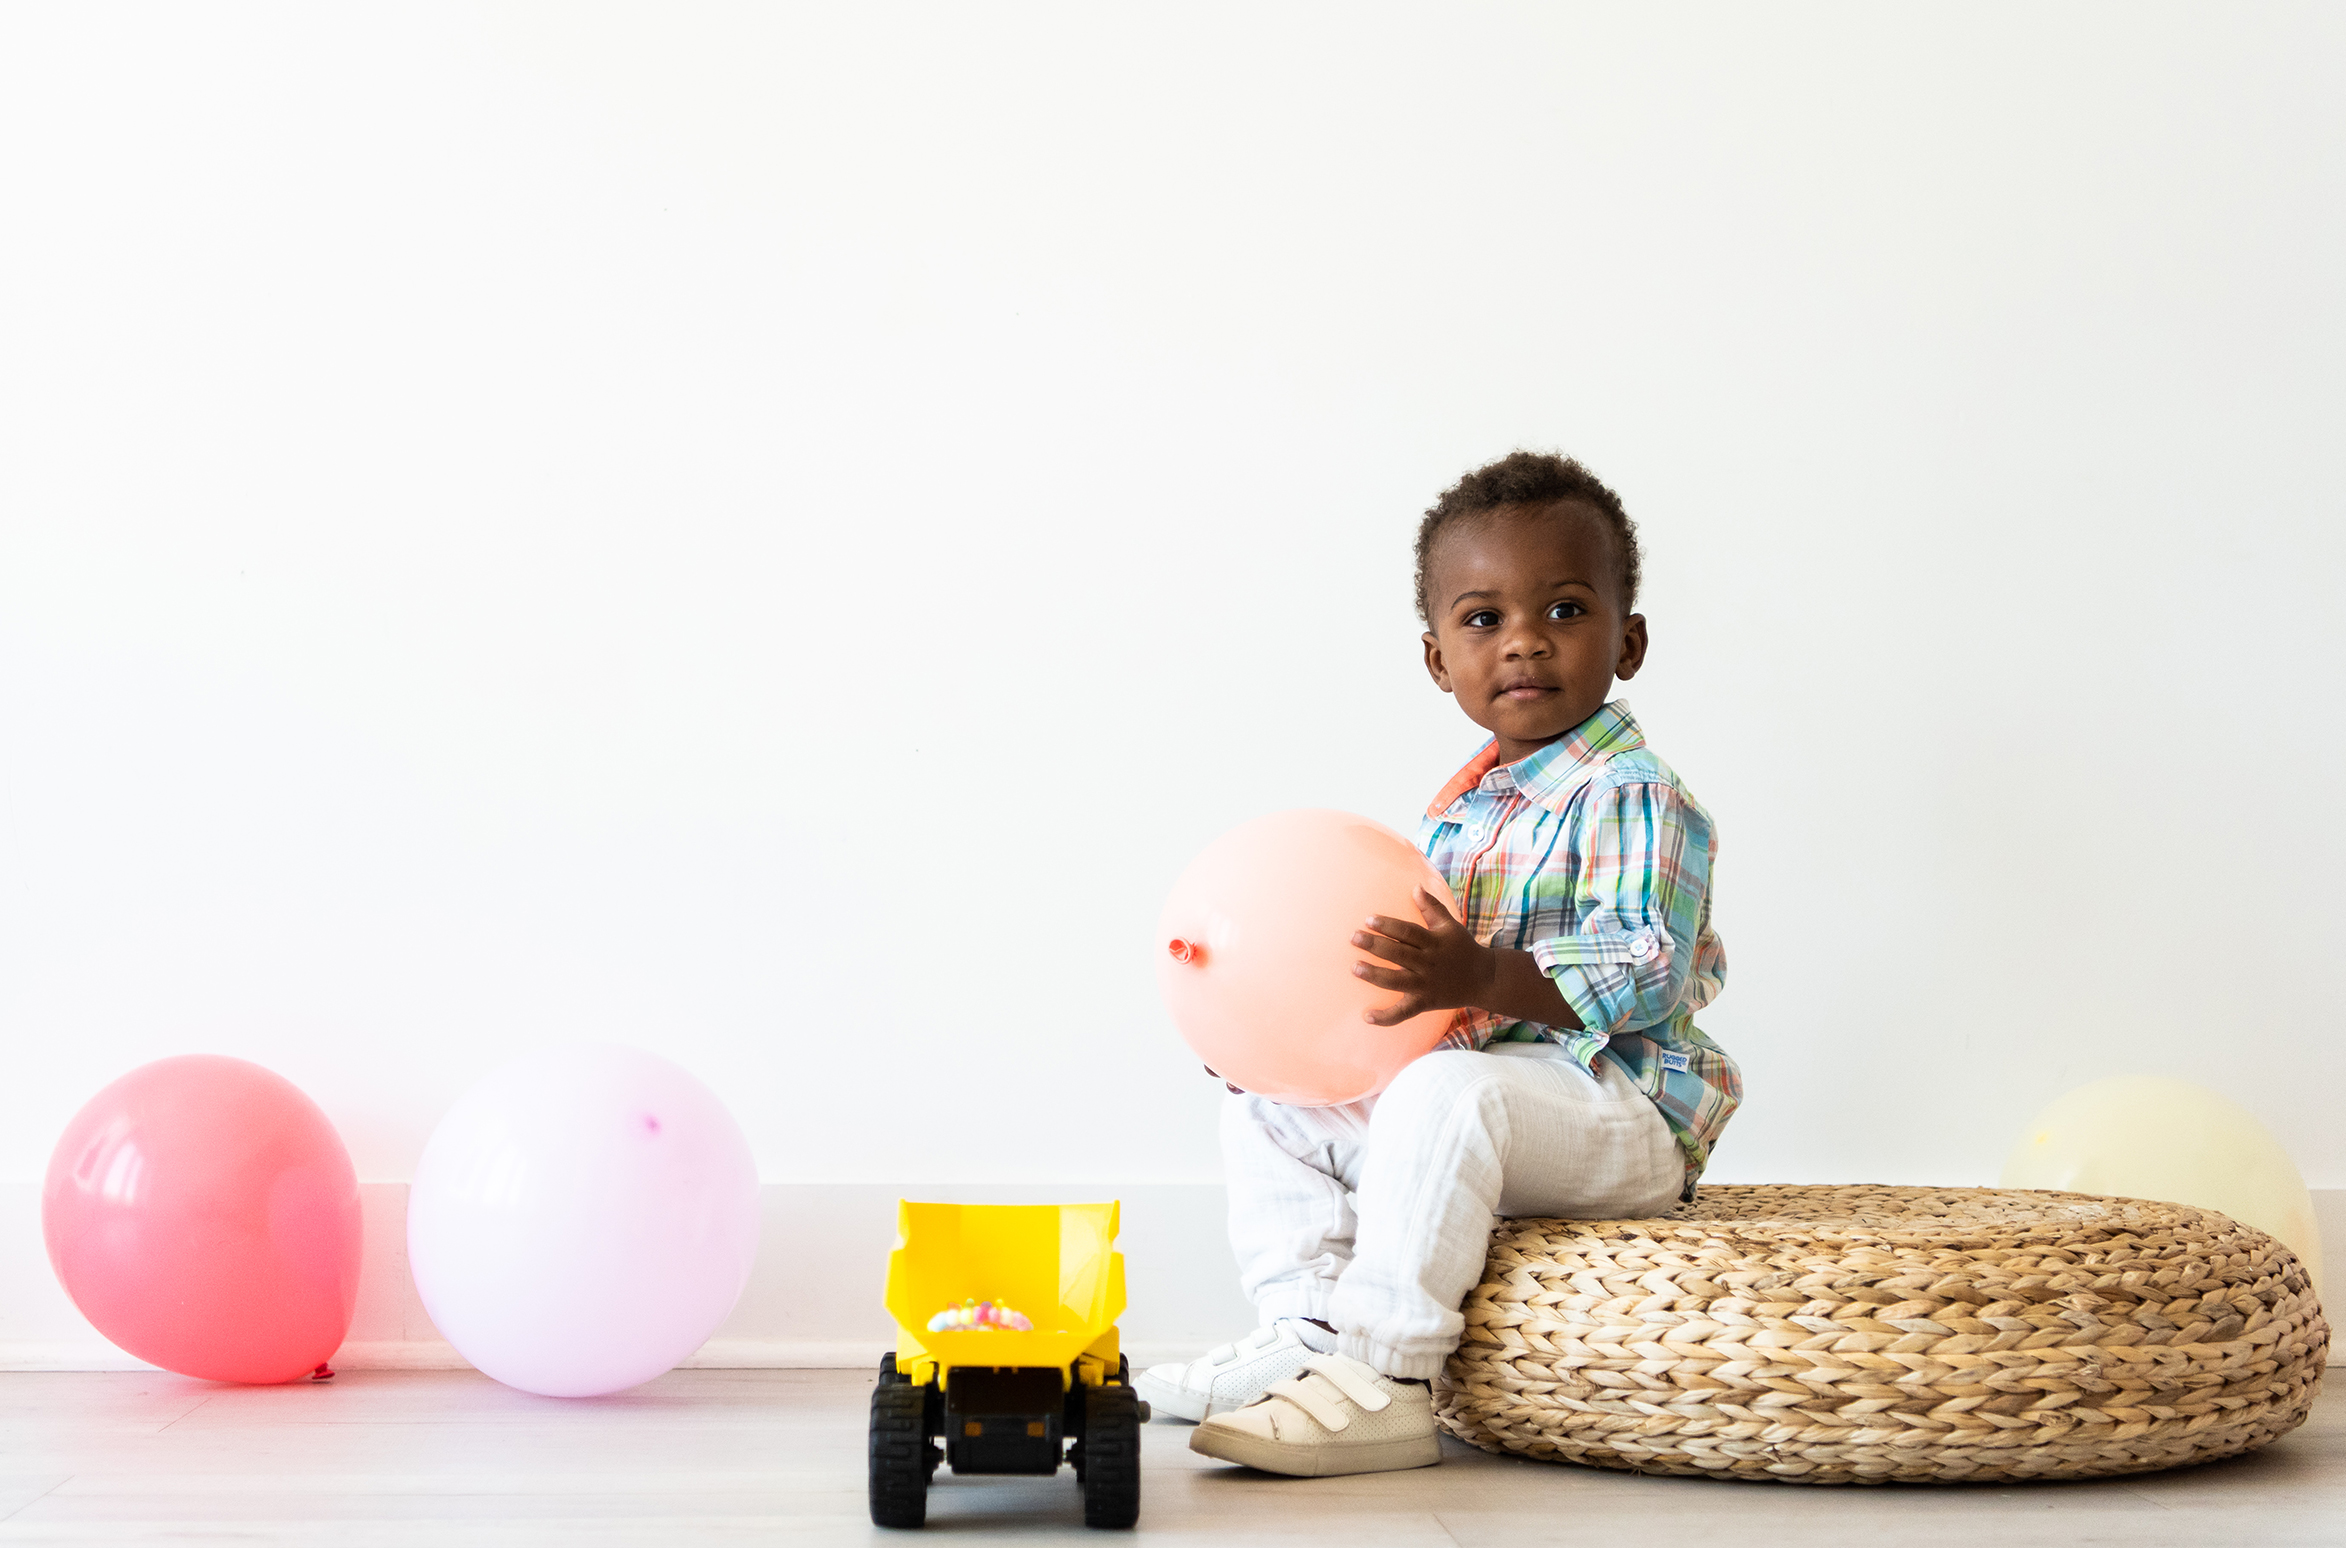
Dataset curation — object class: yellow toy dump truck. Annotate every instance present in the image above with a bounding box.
[869,1201,1146,1529]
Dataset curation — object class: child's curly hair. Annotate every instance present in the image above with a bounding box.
[1413,451,1642,625]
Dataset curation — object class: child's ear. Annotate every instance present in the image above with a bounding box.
[1422,631,1454,693]
[1614,614,1650,681]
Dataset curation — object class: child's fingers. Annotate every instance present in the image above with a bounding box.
[1361,914,1433,948]
[1351,960,1416,991]
[1350,928,1422,964]
[1413,887,1463,928]
[1360,993,1427,1027]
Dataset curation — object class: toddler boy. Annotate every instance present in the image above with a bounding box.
[1136,451,1741,1476]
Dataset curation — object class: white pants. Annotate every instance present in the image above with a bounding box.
[1222,1043,1684,1379]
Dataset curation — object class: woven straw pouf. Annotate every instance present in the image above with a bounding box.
[1436,1184,2327,1484]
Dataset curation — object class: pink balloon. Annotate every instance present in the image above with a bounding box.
[42,1055,362,1384]
[407,1044,761,1398]
[1157,809,1458,1106]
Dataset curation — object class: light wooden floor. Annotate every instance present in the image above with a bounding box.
[0,1369,2335,1545]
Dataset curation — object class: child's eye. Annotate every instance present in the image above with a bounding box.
[1546,601,1585,621]
[1463,608,1501,628]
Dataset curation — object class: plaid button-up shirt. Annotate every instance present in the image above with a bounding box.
[1418,701,1739,1198]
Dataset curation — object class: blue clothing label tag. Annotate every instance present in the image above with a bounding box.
[1659,1049,1691,1073]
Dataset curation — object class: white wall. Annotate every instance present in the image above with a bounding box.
[5,0,2343,1263]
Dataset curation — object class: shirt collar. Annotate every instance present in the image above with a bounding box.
[1423,700,1647,819]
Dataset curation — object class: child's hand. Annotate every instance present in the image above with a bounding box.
[1351,888,1496,1026]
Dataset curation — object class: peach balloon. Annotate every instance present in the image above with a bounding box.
[1157,809,1458,1106]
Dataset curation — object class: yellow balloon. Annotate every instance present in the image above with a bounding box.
[2000,1075,2323,1300]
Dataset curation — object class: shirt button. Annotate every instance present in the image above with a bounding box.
[1627,935,1654,961]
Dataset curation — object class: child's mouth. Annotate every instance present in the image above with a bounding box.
[1500,684,1557,700]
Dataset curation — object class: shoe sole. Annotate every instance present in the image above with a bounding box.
[1131,1370,1209,1423]
[1188,1424,1442,1477]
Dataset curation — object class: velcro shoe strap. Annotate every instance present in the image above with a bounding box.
[1256,1353,1395,1430]
[1207,1326,1281,1368]
[1260,1372,1354,1432]
[1298,1354,1392,1413]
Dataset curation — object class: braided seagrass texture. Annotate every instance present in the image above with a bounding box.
[1436,1184,2326,1484]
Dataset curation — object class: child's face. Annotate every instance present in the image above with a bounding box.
[1420,501,1649,763]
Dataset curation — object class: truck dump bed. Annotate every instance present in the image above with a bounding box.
[884,1201,1124,1378]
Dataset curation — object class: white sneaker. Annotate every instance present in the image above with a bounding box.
[1133,1323,1319,1422]
[1188,1353,1441,1477]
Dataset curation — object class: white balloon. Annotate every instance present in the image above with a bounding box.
[408,1044,762,1397]
[2000,1074,2323,1299]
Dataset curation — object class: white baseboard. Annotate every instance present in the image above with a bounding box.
[2311,1186,2342,1342]
[677,1339,1203,1373]
[325,1340,904,1372]
[682,1339,874,1371]
[3,1340,1210,1376]
[0,1342,162,1373]
[330,1340,467,1371]
[7,1182,2340,1372]
[0,1181,1258,1375]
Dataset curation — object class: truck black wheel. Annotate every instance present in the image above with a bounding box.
[1080,1384,1141,1529]
[869,1380,933,1528]
[879,1351,903,1383]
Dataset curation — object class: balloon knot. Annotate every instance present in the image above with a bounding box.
[1167,938,1200,964]
[309,1363,335,1380]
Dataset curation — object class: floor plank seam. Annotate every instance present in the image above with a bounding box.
[152,1394,217,1434]
[0,1476,68,1525]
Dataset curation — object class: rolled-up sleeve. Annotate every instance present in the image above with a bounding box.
[1528,778,1716,1045]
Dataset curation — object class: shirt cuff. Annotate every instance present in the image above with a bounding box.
[1531,927,1667,1037]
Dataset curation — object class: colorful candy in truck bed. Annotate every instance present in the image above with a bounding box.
[926,1299,1033,1333]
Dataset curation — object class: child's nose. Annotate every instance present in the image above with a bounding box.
[1502,625,1550,657]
